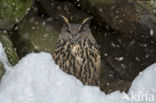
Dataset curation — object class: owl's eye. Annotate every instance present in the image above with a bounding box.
[66,29,70,33]
[78,28,84,33]
[78,30,82,34]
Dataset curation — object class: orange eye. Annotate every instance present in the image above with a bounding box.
[66,29,70,33]
[78,30,82,34]
[78,28,84,33]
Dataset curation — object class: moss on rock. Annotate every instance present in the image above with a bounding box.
[11,15,60,58]
[89,0,114,5]
[0,31,19,66]
[0,0,33,29]
[144,0,156,15]
[0,62,5,81]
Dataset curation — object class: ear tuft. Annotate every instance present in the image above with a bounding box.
[82,16,94,25]
[58,15,69,27]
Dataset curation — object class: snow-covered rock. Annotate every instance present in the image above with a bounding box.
[0,43,11,69]
[0,42,155,103]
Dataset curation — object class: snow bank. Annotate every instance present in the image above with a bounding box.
[0,43,155,103]
[128,63,156,103]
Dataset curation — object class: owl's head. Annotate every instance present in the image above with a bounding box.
[58,15,95,41]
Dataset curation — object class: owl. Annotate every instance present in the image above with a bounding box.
[52,15,101,86]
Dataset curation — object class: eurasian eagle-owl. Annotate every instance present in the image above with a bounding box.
[53,15,101,86]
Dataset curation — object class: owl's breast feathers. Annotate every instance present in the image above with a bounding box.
[53,38,101,86]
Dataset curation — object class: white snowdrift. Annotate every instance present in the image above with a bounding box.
[0,43,155,103]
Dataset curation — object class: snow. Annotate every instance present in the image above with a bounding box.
[0,42,156,103]
[150,29,154,37]
[0,43,11,68]
[128,63,156,102]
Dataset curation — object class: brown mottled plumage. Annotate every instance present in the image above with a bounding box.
[52,15,101,86]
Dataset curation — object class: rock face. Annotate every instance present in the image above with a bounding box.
[142,0,156,15]
[35,0,89,22]
[11,15,60,58]
[0,62,5,81]
[0,0,33,29]
[91,0,156,71]
[0,31,19,66]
